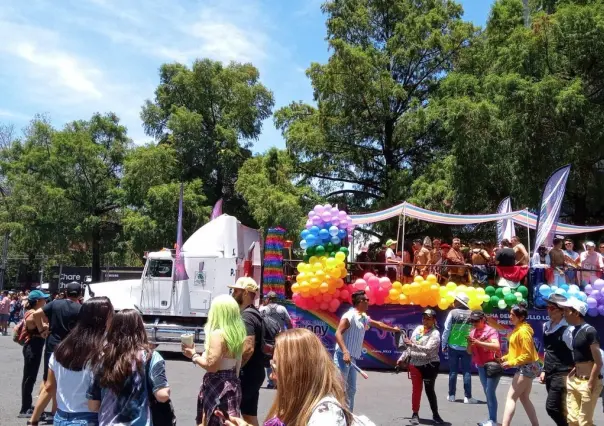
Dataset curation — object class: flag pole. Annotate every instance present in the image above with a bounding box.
[525,209,531,260]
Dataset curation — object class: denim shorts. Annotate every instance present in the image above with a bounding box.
[54,409,98,426]
[518,362,540,379]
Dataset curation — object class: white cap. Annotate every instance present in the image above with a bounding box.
[455,293,470,307]
[558,298,588,316]
[586,241,596,247]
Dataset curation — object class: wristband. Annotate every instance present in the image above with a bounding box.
[191,353,200,364]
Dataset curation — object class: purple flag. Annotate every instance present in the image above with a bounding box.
[210,198,223,220]
[534,165,571,252]
[496,197,515,243]
[174,183,188,281]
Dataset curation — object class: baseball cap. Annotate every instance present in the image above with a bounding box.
[422,308,437,318]
[65,281,82,296]
[385,239,397,247]
[586,241,596,247]
[228,277,259,293]
[469,310,486,321]
[455,293,470,307]
[558,298,588,316]
[28,290,49,302]
[267,291,277,300]
[547,293,567,305]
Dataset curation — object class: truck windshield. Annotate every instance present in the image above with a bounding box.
[146,259,173,278]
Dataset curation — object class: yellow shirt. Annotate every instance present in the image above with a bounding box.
[502,322,539,367]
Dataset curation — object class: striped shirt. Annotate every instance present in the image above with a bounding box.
[335,308,369,359]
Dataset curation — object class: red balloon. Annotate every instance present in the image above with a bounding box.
[367,276,380,288]
[322,293,332,302]
[320,302,329,311]
[340,289,350,301]
[328,298,340,312]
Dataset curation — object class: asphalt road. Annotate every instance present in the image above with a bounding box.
[2,337,604,425]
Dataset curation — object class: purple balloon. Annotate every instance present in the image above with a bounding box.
[314,204,325,215]
[592,289,601,300]
[331,218,340,226]
[588,307,599,317]
[330,207,339,216]
[321,211,332,222]
[598,305,604,316]
[338,210,347,219]
[340,220,348,228]
[307,210,315,219]
[323,204,332,211]
[594,279,604,291]
[585,284,593,295]
[305,220,312,229]
[587,297,598,309]
[311,215,322,226]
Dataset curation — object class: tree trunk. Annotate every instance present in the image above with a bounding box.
[91,229,101,282]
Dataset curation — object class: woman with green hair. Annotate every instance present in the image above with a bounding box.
[183,294,247,426]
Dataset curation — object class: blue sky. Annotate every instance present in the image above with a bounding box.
[0,0,493,152]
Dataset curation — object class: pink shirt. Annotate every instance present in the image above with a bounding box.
[0,297,10,314]
[470,325,500,367]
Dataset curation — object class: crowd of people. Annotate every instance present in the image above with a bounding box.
[6,269,604,426]
[354,236,604,287]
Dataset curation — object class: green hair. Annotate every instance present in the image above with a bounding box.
[204,294,246,357]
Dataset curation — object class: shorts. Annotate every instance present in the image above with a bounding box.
[54,409,98,426]
[239,368,265,417]
[518,362,540,379]
[43,350,52,382]
[0,313,9,321]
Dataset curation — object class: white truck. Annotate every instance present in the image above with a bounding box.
[84,214,262,347]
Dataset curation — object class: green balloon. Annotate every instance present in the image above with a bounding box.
[489,295,500,308]
[326,243,334,253]
[482,301,493,314]
[339,247,349,256]
[517,285,529,298]
[330,251,337,258]
[303,254,310,263]
[315,245,325,256]
[485,286,496,296]
[504,293,517,307]
[306,246,315,256]
[495,288,504,298]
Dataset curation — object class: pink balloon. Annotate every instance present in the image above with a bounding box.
[377,286,388,297]
[314,295,323,303]
[314,205,325,215]
[379,277,392,289]
[322,293,332,302]
[338,210,347,219]
[320,302,329,311]
[321,211,332,222]
[305,220,312,229]
[307,210,315,219]
[367,276,380,288]
[331,218,340,226]
[312,215,322,226]
[363,273,375,282]
[375,296,385,306]
[323,204,332,211]
[329,298,340,311]
[330,207,339,216]
[340,220,348,228]
[340,289,350,300]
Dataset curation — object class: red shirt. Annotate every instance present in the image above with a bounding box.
[470,325,500,366]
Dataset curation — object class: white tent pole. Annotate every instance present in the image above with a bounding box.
[525,209,531,260]
[401,205,407,259]
[396,211,402,253]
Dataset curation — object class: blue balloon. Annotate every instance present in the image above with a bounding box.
[306,234,317,246]
[309,226,320,236]
[338,229,347,239]
[329,225,339,237]
[539,284,552,297]
[555,288,567,297]
[577,292,587,302]
[569,284,581,293]
[560,283,570,291]
[330,236,341,245]
[301,230,310,240]
[300,240,308,250]
[319,229,330,240]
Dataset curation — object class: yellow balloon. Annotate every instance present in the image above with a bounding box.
[315,270,325,280]
[410,282,420,295]
[312,262,323,272]
[309,256,319,265]
[296,272,305,283]
[457,284,467,292]
[291,283,300,293]
[326,258,336,269]
[296,262,306,273]
[446,282,457,291]
[399,294,409,305]
[439,286,448,296]
[402,284,411,295]
[300,281,310,292]
[430,284,439,292]
[319,282,329,293]
[309,278,320,289]
[414,275,424,283]
[438,298,449,310]
[427,274,437,283]
[389,289,401,299]
[393,281,403,290]
[476,287,486,296]
[335,252,346,262]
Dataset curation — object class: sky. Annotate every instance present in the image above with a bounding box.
[0,0,494,153]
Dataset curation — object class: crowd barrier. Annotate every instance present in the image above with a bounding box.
[286,303,604,372]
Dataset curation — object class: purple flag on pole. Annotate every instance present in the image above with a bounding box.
[533,165,571,252]
[174,183,188,281]
[210,198,223,221]
[496,197,515,243]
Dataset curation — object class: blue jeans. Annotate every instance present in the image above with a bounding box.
[448,348,472,398]
[334,350,357,411]
[477,366,500,423]
[54,409,98,426]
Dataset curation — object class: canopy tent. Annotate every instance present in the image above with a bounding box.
[350,201,604,235]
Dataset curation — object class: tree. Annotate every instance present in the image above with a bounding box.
[141,59,274,227]
[435,0,604,224]
[236,148,320,238]
[121,143,210,257]
[275,0,476,238]
[0,113,130,281]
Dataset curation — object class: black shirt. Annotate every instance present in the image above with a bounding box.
[495,248,515,267]
[42,299,81,352]
[241,306,265,378]
[543,322,574,374]
[572,324,600,363]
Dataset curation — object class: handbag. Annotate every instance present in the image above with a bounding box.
[484,361,503,378]
[145,352,177,425]
[396,349,411,371]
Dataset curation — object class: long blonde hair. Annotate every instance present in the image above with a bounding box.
[266,328,353,425]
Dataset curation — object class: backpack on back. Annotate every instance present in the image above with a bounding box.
[260,306,285,360]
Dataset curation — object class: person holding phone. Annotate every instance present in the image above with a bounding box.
[467,310,501,426]
[182,294,246,426]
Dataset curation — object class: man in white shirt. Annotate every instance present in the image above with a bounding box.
[384,239,399,282]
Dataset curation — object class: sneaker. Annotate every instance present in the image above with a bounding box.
[410,412,420,425]
[447,394,455,402]
[17,409,34,418]
[464,397,479,404]
[41,412,54,423]
[433,414,445,424]
[477,422,495,426]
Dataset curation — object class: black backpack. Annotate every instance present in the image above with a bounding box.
[246,306,283,362]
